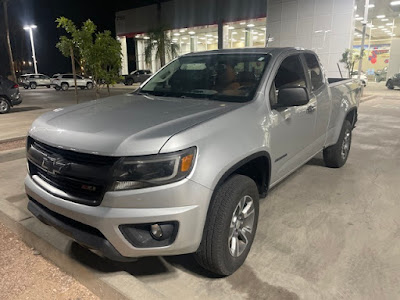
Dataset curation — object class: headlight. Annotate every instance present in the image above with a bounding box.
[111,147,196,191]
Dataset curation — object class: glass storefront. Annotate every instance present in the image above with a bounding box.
[352,0,400,82]
[133,18,266,73]
[223,18,266,49]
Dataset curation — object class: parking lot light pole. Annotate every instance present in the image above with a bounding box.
[24,25,38,74]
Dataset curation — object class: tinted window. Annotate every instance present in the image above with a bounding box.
[140,54,271,103]
[76,75,83,79]
[304,53,324,91]
[138,70,145,75]
[63,75,73,79]
[270,54,307,107]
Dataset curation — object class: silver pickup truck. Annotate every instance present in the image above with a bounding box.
[25,48,361,276]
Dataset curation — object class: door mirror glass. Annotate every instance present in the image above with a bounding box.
[276,87,309,108]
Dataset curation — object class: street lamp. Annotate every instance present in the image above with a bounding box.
[24,25,38,74]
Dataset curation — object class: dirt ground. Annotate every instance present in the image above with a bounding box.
[0,222,98,300]
[0,139,26,151]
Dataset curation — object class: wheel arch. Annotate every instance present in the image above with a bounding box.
[212,151,271,198]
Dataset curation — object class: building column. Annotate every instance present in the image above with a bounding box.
[119,36,129,75]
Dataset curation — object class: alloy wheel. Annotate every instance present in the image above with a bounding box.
[228,195,255,257]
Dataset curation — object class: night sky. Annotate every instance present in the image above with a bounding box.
[0,0,149,77]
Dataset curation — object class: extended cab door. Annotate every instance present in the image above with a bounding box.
[268,53,318,183]
[303,53,331,149]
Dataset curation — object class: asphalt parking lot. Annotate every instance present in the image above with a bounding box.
[0,84,138,141]
[1,83,400,299]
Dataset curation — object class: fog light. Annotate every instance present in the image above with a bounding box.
[150,224,163,239]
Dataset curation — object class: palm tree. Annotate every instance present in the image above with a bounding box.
[144,27,179,68]
[1,0,16,82]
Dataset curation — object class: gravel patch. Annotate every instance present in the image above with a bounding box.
[0,139,26,151]
[0,222,98,300]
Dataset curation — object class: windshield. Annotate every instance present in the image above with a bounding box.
[139,53,270,103]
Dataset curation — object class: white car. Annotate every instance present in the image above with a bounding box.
[19,74,52,89]
[351,72,368,87]
[53,74,94,91]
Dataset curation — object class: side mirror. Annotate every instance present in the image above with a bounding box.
[277,87,310,107]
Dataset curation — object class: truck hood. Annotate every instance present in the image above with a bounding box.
[29,93,239,156]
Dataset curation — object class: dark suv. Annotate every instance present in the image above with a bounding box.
[386,73,400,89]
[124,70,152,85]
[0,76,22,114]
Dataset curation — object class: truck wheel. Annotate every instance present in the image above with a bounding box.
[23,86,29,89]
[55,86,61,91]
[87,82,93,90]
[126,78,134,85]
[323,120,352,168]
[61,83,69,91]
[195,174,259,276]
[387,80,394,89]
[30,82,37,89]
[0,98,11,114]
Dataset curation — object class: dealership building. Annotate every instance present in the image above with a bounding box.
[116,0,400,79]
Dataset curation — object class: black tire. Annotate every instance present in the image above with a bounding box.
[46,85,51,88]
[0,97,11,114]
[55,86,61,91]
[126,78,134,85]
[80,86,86,90]
[195,174,259,276]
[323,120,352,168]
[86,82,93,90]
[30,82,37,89]
[387,80,394,89]
[61,83,69,91]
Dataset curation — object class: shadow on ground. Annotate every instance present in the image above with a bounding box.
[10,106,43,113]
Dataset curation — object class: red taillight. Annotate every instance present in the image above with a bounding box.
[12,84,19,89]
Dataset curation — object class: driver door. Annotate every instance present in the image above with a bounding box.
[268,53,318,183]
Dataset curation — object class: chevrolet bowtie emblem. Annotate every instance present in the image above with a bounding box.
[41,155,71,175]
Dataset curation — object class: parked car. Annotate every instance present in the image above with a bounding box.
[124,70,152,85]
[375,67,387,83]
[386,73,400,89]
[0,76,22,114]
[19,73,52,89]
[52,74,94,91]
[25,48,360,276]
[351,71,368,87]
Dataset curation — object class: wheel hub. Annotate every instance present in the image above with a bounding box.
[228,195,255,257]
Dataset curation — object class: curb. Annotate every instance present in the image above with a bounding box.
[361,95,376,103]
[0,199,165,299]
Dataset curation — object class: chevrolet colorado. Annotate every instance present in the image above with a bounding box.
[25,48,361,275]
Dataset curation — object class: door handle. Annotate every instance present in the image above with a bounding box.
[306,105,316,113]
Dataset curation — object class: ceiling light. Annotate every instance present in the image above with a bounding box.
[240,22,246,25]
[386,23,394,26]
[377,15,385,18]
[232,31,238,34]
[381,18,389,21]
[228,26,235,29]
[355,17,364,21]
[247,24,255,27]
[368,4,375,8]
[355,14,359,17]
[179,29,186,32]
[182,37,188,40]
[143,36,150,39]
[188,31,195,35]
[390,1,400,6]
[135,34,140,38]
[173,33,180,36]
[240,37,245,40]
[199,37,206,40]
[378,26,384,28]
[205,34,212,37]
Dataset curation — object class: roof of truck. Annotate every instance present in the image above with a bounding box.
[182,47,304,57]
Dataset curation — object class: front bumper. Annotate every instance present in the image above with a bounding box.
[25,175,212,259]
